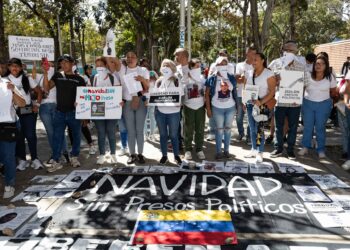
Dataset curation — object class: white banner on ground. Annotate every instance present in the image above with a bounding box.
[8,35,55,61]
[75,86,122,119]
[278,70,304,105]
[148,87,181,106]
[242,84,259,104]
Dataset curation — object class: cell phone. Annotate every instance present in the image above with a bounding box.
[42,57,49,71]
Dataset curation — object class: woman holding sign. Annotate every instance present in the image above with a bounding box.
[154,59,183,165]
[243,53,276,163]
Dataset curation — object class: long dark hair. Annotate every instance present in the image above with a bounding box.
[311,55,332,81]
[5,58,30,94]
[255,52,267,68]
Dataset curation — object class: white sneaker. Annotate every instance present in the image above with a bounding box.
[197,151,206,160]
[110,154,117,164]
[298,148,308,156]
[46,161,63,173]
[70,157,81,168]
[255,153,263,163]
[97,155,106,165]
[3,186,15,199]
[118,148,128,156]
[31,159,44,170]
[318,152,326,159]
[244,150,257,158]
[17,160,29,171]
[206,134,215,141]
[342,160,350,170]
[184,151,192,160]
[89,145,96,155]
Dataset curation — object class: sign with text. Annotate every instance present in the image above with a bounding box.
[278,70,304,105]
[242,84,259,104]
[75,86,122,119]
[9,35,55,61]
[148,87,181,106]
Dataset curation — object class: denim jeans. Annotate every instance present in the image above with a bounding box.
[155,109,181,157]
[208,117,216,136]
[236,97,245,136]
[94,120,118,155]
[0,140,16,186]
[302,98,332,153]
[247,104,265,152]
[212,106,235,154]
[52,110,81,161]
[16,113,38,160]
[39,103,68,156]
[117,116,128,149]
[274,106,301,153]
[338,109,348,153]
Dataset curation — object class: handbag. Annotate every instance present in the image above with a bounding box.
[0,122,19,142]
[17,105,33,115]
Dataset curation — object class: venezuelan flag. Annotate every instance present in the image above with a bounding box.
[131,210,237,245]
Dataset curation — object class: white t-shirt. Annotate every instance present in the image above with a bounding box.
[211,76,235,109]
[120,66,149,101]
[304,73,337,102]
[7,74,37,105]
[176,64,190,85]
[83,75,91,86]
[184,76,205,110]
[236,61,254,98]
[245,68,274,99]
[34,70,56,104]
[0,77,17,122]
[156,78,183,114]
[91,73,120,87]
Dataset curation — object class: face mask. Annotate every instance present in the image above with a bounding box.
[72,65,77,72]
[216,65,228,79]
[161,66,173,79]
[282,52,295,66]
[96,67,107,75]
[189,68,201,81]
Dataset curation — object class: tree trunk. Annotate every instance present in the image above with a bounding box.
[69,16,76,59]
[0,0,8,61]
[241,0,249,58]
[289,0,297,40]
[249,0,260,51]
[217,4,222,47]
[135,25,144,58]
[81,28,86,66]
[260,0,275,50]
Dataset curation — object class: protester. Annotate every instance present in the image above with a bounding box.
[205,56,238,160]
[299,55,337,158]
[183,58,206,160]
[337,76,348,159]
[5,58,44,171]
[342,73,350,170]
[120,51,149,164]
[83,64,93,86]
[154,59,183,165]
[342,56,350,76]
[43,54,85,172]
[244,53,277,163]
[305,53,317,73]
[0,75,26,198]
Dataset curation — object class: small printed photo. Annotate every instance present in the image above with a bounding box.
[218,81,230,99]
[187,84,203,99]
[91,102,105,117]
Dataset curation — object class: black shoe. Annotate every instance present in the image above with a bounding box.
[283,136,287,143]
[127,154,137,164]
[174,155,182,166]
[237,134,244,141]
[159,156,168,164]
[223,151,231,159]
[270,149,283,158]
[138,154,146,164]
[63,152,70,163]
[342,153,348,159]
[287,151,296,160]
[265,135,274,145]
[215,153,224,160]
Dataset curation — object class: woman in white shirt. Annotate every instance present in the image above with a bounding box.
[154,59,183,165]
[299,55,336,158]
[244,53,276,163]
[92,57,121,165]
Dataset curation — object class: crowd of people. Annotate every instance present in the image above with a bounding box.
[0,40,349,199]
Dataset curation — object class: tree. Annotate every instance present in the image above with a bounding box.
[0,0,8,61]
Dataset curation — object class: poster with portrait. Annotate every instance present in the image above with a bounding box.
[278,70,304,105]
[0,206,37,231]
[242,84,259,104]
[148,87,182,106]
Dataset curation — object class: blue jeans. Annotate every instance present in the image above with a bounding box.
[117,116,128,149]
[94,120,118,155]
[236,97,245,136]
[338,109,348,153]
[52,110,81,161]
[155,109,180,157]
[302,98,332,153]
[39,103,68,156]
[208,117,216,136]
[274,106,301,153]
[16,113,38,160]
[247,104,265,152]
[0,140,16,186]
[212,106,235,154]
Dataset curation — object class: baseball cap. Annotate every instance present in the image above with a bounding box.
[58,54,75,63]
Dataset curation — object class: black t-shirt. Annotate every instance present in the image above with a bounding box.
[51,72,85,112]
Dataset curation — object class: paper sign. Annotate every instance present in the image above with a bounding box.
[123,72,143,94]
[9,35,55,61]
[225,161,249,174]
[75,86,122,119]
[148,87,182,106]
[278,70,304,105]
[312,212,350,228]
[308,174,350,190]
[304,202,344,213]
[242,84,259,104]
[0,80,13,122]
[293,185,331,202]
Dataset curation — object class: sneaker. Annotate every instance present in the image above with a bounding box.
[127,154,137,164]
[287,151,296,160]
[318,152,326,159]
[3,186,15,199]
[223,151,231,159]
[244,150,257,158]
[97,155,106,165]
[197,151,206,160]
[118,148,128,156]
[138,154,146,164]
[110,154,117,164]
[17,160,29,171]
[298,148,308,156]
[31,159,44,170]
[184,151,192,160]
[255,153,263,163]
[89,145,96,155]
[206,134,215,141]
[46,161,63,173]
[46,157,54,165]
[215,153,224,160]
[341,160,350,170]
[265,135,274,145]
[159,156,168,164]
[174,155,182,166]
[270,149,283,158]
[70,157,81,168]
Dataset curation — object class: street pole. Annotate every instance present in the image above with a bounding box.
[187,0,191,59]
[56,3,62,55]
[180,0,186,48]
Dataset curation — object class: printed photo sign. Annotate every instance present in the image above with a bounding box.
[278,70,304,105]
[148,87,181,106]
[242,85,259,104]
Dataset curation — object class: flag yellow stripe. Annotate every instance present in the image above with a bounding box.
[138,210,231,221]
